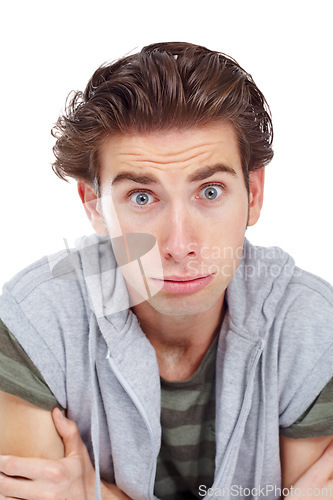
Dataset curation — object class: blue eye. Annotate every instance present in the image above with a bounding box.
[130,192,154,206]
[199,185,223,200]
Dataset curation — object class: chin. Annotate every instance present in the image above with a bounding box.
[145,287,225,317]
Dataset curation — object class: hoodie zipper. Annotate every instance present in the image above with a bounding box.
[208,339,264,496]
[107,353,157,499]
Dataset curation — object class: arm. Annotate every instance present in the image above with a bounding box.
[0,390,130,499]
[0,390,64,458]
[280,434,333,495]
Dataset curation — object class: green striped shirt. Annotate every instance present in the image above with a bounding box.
[154,335,218,499]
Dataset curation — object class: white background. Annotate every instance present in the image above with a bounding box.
[0,0,332,287]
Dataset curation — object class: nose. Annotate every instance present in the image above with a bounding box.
[161,203,198,263]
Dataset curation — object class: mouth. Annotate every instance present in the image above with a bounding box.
[149,274,215,294]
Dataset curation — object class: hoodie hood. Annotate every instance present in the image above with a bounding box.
[227,240,296,337]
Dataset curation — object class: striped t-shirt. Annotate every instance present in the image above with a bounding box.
[154,335,218,499]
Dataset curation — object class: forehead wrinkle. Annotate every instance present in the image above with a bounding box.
[116,151,214,174]
[116,141,220,164]
[100,124,243,184]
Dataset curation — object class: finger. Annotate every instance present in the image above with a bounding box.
[0,472,40,500]
[52,408,85,457]
[0,455,58,481]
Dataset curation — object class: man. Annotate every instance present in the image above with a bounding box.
[0,42,332,499]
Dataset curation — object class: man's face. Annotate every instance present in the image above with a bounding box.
[81,121,264,317]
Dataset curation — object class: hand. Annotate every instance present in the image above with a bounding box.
[284,440,333,498]
[0,408,129,499]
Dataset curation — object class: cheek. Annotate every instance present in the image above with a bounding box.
[198,201,248,277]
[207,198,248,246]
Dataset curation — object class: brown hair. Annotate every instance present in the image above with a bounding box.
[52,42,273,193]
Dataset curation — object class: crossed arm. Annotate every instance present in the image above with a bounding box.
[0,392,130,499]
[0,391,333,500]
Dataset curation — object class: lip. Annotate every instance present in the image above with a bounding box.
[150,274,215,294]
[163,274,211,281]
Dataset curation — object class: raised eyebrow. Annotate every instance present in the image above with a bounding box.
[111,172,158,185]
[111,164,237,186]
[188,164,238,182]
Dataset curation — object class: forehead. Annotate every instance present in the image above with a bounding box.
[98,121,242,180]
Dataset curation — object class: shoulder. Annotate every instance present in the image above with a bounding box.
[275,266,333,428]
[2,249,79,306]
[278,265,333,349]
[232,240,333,426]
[0,245,88,348]
[228,239,333,335]
[0,233,112,313]
[241,238,333,320]
[278,273,333,427]
[0,234,111,408]
[0,234,116,332]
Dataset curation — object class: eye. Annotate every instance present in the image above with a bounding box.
[198,184,224,201]
[130,191,155,206]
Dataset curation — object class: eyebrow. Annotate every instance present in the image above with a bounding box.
[188,164,237,182]
[111,164,237,186]
[111,172,158,185]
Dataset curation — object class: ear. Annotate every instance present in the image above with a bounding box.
[247,167,265,227]
[77,181,107,235]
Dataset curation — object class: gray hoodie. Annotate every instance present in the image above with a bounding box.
[0,235,332,499]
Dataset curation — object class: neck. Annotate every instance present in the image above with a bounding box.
[132,294,226,380]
